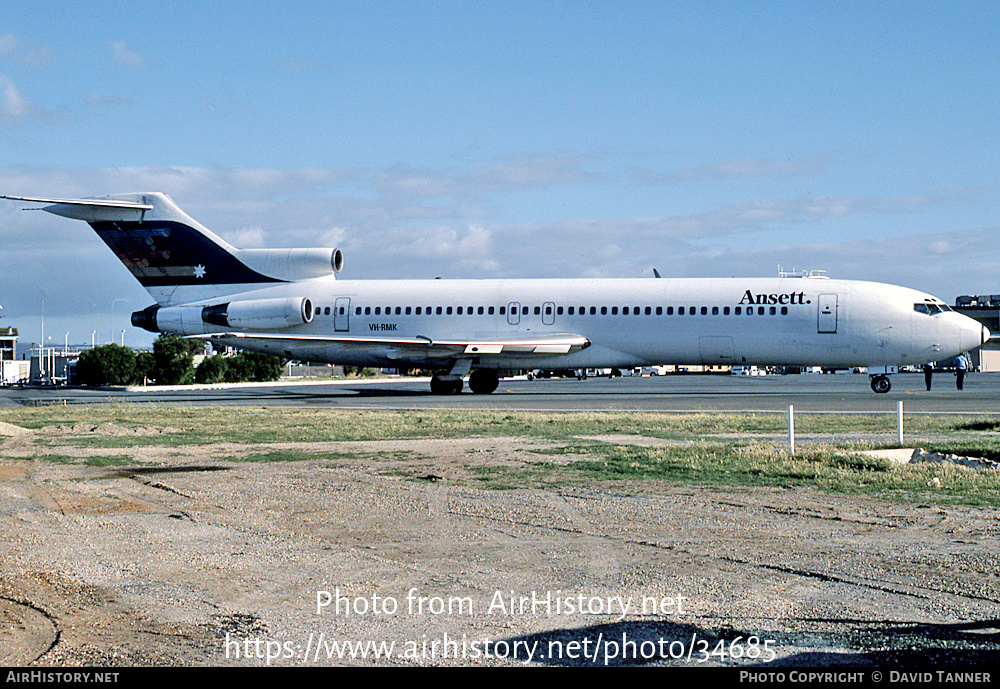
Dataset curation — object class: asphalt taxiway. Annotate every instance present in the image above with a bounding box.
[2,372,998,414]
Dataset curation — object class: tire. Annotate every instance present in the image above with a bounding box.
[431,376,464,395]
[468,370,499,395]
[870,375,891,393]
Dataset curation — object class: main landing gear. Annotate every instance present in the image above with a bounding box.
[870,374,892,393]
[468,369,500,394]
[429,369,500,395]
[430,375,464,395]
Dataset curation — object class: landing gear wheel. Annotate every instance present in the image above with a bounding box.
[468,369,500,395]
[430,376,464,395]
[870,375,891,394]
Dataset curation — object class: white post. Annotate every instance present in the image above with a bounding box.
[788,404,795,455]
[897,401,904,444]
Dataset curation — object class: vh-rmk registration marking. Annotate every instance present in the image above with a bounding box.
[370,323,398,331]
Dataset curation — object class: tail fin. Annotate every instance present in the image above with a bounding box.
[3,193,342,305]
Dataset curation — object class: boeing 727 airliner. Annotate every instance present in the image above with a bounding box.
[3,193,989,394]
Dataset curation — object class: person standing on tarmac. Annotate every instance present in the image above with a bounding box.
[954,354,968,391]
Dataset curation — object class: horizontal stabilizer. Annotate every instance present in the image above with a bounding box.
[1,194,154,211]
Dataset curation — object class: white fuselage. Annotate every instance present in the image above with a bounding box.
[159,275,986,371]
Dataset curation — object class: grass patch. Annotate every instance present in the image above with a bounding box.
[3,405,996,444]
[470,464,567,490]
[2,406,998,507]
[83,455,135,467]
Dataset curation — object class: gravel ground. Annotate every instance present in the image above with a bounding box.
[1,423,998,667]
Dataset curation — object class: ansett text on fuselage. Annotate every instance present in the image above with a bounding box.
[739,290,810,306]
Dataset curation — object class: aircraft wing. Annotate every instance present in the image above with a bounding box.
[197,331,591,361]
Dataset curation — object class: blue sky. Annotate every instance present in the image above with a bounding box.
[2,1,999,348]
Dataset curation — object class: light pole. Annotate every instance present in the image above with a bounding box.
[111,298,129,345]
[39,291,46,379]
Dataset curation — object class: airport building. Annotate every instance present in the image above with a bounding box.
[954,296,1000,372]
[1,327,30,384]
[29,347,80,385]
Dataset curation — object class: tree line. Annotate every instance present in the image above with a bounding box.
[75,335,283,386]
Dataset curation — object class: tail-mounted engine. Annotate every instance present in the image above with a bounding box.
[132,297,314,333]
[236,248,343,281]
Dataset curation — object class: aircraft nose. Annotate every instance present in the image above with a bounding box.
[959,315,990,351]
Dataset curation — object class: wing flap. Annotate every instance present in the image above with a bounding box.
[196,331,590,358]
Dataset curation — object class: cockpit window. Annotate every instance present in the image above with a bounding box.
[914,302,949,315]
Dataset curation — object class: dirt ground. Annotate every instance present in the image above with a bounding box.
[1,421,999,667]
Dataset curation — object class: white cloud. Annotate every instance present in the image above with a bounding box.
[0,75,31,121]
[0,163,991,302]
[109,41,144,68]
[0,33,51,69]
[85,91,133,109]
[373,153,597,202]
[456,226,499,272]
[630,153,833,184]
[319,226,348,247]
[230,226,267,248]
